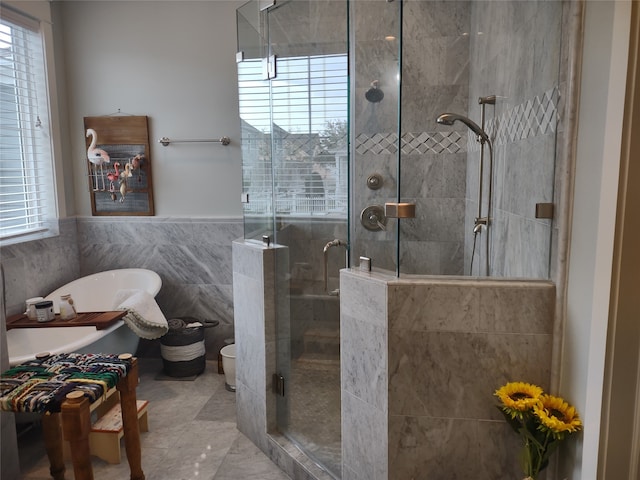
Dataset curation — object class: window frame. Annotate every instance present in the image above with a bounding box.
[0,4,58,245]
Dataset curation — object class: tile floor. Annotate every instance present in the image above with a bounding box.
[17,358,292,480]
[287,359,340,478]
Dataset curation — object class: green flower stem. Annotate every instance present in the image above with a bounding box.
[538,431,551,475]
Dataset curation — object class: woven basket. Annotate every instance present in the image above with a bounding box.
[160,320,206,377]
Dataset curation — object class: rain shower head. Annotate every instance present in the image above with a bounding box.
[365,81,384,103]
[436,113,490,144]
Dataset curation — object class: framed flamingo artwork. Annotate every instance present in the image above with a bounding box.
[84,115,154,216]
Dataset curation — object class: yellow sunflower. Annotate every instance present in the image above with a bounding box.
[534,394,582,438]
[495,382,543,413]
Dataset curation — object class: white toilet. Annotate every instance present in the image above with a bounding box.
[220,344,236,392]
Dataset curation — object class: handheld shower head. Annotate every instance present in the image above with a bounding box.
[436,113,490,144]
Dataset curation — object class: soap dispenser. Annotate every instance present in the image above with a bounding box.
[59,294,77,320]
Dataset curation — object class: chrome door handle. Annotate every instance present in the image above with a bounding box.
[323,239,348,296]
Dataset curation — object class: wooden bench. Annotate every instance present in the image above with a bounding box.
[2,353,145,480]
[44,354,144,480]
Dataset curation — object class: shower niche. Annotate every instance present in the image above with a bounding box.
[233,0,576,479]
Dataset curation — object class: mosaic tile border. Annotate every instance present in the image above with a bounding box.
[470,86,559,151]
[354,87,558,155]
[355,131,466,155]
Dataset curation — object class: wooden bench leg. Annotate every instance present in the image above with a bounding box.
[117,356,145,480]
[61,391,93,480]
[42,412,66,480]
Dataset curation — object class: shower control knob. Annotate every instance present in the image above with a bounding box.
[366,173,383,190]
[360,205,387,231]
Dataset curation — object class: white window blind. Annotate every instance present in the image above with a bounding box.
[0,8,54,240]
[238,53,348,217]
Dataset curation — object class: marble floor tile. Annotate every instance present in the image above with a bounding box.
[212,434,295,480]
[16,359,292,480]
[287,359,341,478]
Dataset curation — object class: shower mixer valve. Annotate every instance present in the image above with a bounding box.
[360,205,387,231]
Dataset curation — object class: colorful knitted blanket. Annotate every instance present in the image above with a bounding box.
[0,353,131,414]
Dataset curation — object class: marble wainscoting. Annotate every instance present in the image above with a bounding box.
[76,217,242,358]
[340,269,555,480]
[1,218,80,317]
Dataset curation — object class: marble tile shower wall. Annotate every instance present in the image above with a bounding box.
[277,220,347,288]
[466,0,563,278]
[340,271,389,480]
[399,0,471,276]
[387,279,555,480]
[232,241,277,453]
[350,0,400,274]
[77,217,242,357]
[353,1,565,279]
[276,220,345,360]
[352,0,471,275]
[340,269,555,480]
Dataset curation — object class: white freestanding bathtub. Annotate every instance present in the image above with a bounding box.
[7,268,162,366]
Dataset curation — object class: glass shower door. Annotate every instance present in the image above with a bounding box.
[270,2,348,476]
[253,1,348,477]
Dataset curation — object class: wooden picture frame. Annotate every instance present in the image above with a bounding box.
[84,116,154,216]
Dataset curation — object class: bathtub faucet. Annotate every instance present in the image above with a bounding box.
[323,239,348,296]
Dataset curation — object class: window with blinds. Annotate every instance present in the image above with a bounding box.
[238,53,348,217]
[0,9,55,241]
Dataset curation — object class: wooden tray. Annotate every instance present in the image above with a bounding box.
[6,311,127,330]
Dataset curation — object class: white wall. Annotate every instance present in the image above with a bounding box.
[598,2,640,475]
[561,1,632,478]
[58,0,245,217]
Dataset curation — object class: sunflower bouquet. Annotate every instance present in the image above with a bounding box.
[494,382,582,480]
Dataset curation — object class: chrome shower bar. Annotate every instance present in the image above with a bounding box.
[435,93,496,276]
[478,94,495,276]
[158,136,231,147]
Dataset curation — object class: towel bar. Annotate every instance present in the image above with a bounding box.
[158,136,230,146]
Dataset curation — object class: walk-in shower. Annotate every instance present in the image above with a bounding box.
[234,0,575,478]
